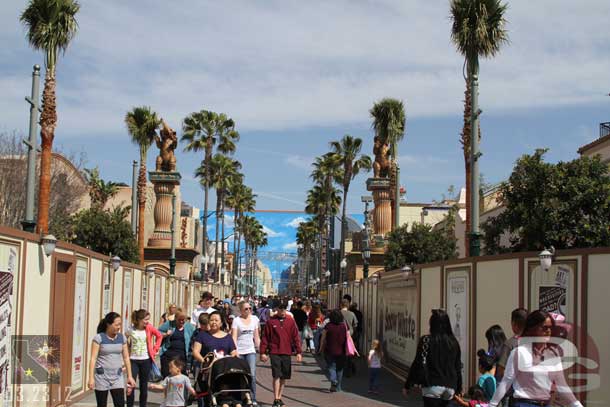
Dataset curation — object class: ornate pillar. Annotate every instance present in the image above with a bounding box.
[366,178,393,237]
[148,172,181,248]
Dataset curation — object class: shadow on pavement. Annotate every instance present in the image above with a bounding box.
[314,354,423,407]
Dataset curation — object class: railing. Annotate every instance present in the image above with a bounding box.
[601,122,610,139]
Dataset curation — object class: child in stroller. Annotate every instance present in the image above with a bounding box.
[196,354,254,407]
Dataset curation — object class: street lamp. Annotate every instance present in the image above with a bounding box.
[401,265,412,279]
[340,258,347,283]
[110,255,121,272]
[539,247,555,272]
[41,234,57,257]
[145,265,155,276]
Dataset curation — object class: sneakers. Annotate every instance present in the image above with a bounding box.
[330,383,337,392]
[272,399,285,407]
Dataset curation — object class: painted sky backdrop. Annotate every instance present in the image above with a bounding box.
[2,1,609,216]
[207,211,364,285]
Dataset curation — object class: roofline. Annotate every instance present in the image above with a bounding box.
[578,133,610,155]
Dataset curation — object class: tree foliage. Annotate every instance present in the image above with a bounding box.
[55,206,138,263]
[482,150,610,254]
[385,222,457,270]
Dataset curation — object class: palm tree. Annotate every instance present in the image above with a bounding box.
[296,219,318,290]
[370,98,406,230]
[305,182,341,283]
[226,183,256,290]
[83,167,120,209]
[241,215,266,295]
[204,154,242,282]
[125,106,161,263]
[330,135,372,270]
[182,110,240,274]
[20,0,80,234]
[450,0,508,255]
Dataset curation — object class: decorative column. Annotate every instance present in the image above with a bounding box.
[148,171,181,247]
[367,178,393,237]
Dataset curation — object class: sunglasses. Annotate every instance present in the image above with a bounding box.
[243,307,251,311]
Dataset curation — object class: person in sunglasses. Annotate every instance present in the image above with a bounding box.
[231,301,261,405]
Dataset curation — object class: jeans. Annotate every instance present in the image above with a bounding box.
[513,402,549,407]
[326,355,346,391]
[368,367,380,390]
[239,353,257,401]
[95,389,124,407]
[422,397,450,407]
[127,358,152,407]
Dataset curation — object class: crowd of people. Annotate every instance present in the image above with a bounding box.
[403,308,583,407]
[87,291,582,407]
[86,292,366,407]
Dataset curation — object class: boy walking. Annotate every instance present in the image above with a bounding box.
[260,302,302,407]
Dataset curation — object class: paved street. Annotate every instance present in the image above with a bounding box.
[73,352,422,406]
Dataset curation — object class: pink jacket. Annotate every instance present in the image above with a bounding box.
[145,323,163,359]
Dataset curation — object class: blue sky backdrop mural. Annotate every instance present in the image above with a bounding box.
[205,210,364,288]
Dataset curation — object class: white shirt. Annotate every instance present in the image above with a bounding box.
[191,306,217,326]
[368,350,381,368]
[490,345,583,407]
[232,315,259,355]
[128,329,148,360]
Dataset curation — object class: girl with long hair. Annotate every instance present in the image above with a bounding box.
[125,309,163,407]
[489,310,583,407]
[404,309,462,407]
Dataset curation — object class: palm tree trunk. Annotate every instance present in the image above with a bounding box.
[36,69,57,234]
[340,184,348,281]
[202,146,212,280]
[137,148,147,264]
[220,193,226,285]
[214,191,221,283]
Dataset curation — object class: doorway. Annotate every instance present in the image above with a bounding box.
[49,255,75,407]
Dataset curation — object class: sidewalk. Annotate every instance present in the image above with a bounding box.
[73,352,423,406]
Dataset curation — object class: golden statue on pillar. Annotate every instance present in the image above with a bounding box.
[155,120,178,172]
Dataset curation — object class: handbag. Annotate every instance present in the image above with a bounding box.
[149,360,163,383]
[303,324,313,339]
[409,335,430,386]
[344,323,359,357]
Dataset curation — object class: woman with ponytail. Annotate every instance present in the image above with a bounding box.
[125,309,163,407]
[88,312,136,407]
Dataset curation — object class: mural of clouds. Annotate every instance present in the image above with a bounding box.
[284,216,307,228]
[283,242,299,251]
[262,225,285,238]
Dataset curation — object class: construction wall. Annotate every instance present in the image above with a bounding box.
[329,247,610,406]
[0,226,231,406]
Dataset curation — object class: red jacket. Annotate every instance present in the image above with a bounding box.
[260,315,302,356]
[145,323,163,359]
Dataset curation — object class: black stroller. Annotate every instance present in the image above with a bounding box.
[196,354,254,407]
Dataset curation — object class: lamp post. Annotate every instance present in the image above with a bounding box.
[22,65,41,233]
[340,257,347,283]
[361,195,373,279]
[169,193,176,276]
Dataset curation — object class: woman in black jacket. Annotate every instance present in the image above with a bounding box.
[403,309,462,407]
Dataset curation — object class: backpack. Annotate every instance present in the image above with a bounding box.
[258,307,271,325]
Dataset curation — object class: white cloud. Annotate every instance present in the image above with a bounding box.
[282,242,298,251]
[285,217,307,228]
[262,225,284,238]
[2,0,608,139]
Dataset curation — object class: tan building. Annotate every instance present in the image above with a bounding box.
[578,122,610,165]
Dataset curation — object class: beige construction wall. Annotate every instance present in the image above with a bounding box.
[0,226,231,407]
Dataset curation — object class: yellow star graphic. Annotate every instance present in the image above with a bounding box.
[24,368,33,377]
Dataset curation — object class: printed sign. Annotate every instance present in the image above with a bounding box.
[539,285,567,315]
[0,245,16,396]
[379,279,418,367]
[447,272,470,382]
[71,261,87,390]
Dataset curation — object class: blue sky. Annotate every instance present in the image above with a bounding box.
[2,1,609,214]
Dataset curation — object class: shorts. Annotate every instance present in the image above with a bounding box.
[270,354,292,379]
